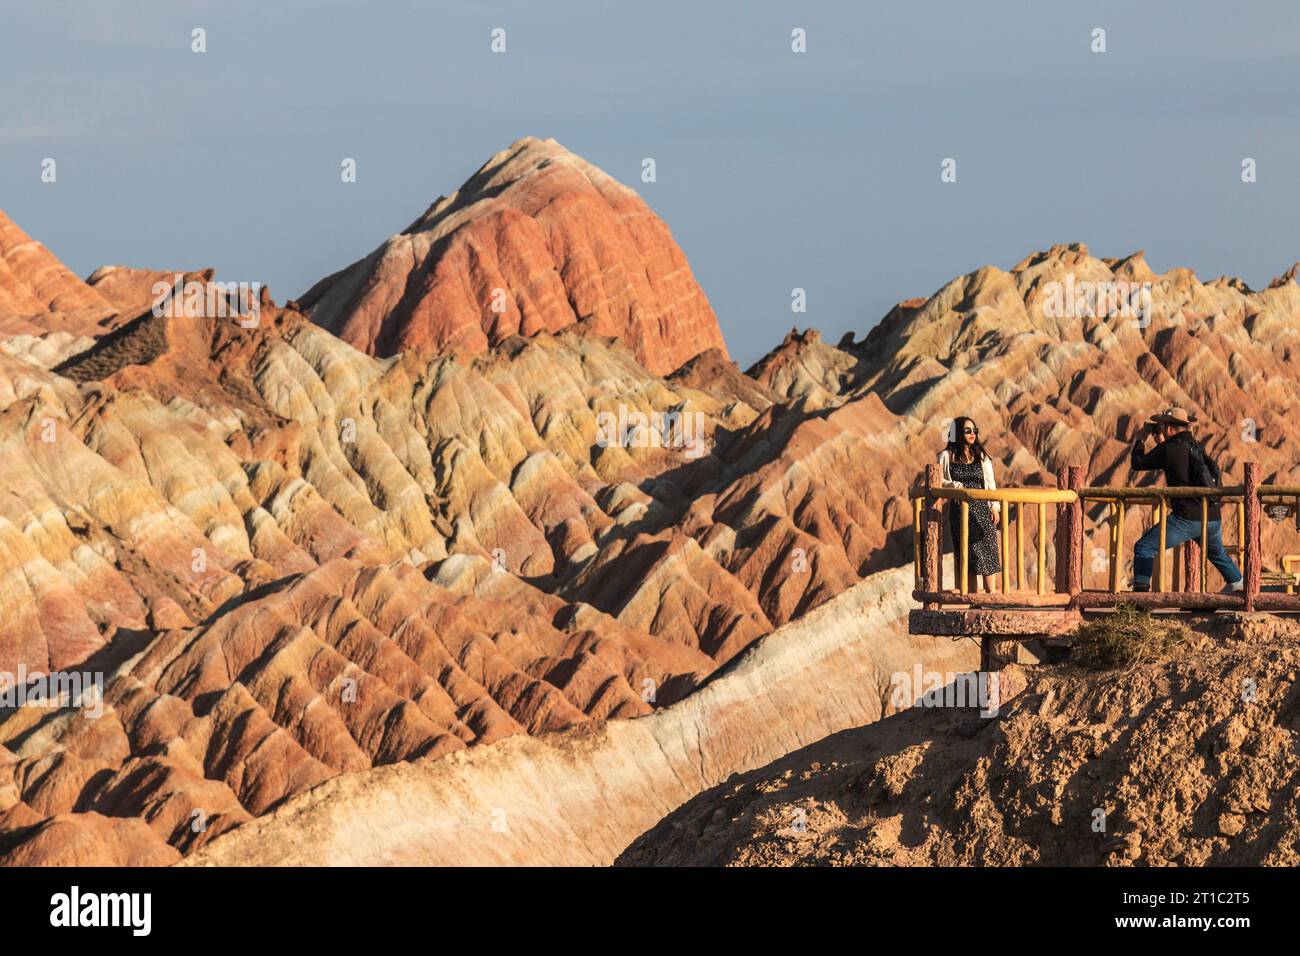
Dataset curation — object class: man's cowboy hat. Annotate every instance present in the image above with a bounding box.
[1148,407,1197,428]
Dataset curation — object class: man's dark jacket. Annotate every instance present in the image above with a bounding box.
[1130,430,1221,521]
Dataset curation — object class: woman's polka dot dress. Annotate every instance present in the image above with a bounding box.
[947,457,1002,577]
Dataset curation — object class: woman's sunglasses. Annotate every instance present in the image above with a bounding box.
[962,428,978,435]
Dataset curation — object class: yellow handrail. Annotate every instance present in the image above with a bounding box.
[910,486,1076,503]
[912,495,923,583]
[1037,501,1047,594]
[1077,485,1300,593]
[1200,498,1208,593]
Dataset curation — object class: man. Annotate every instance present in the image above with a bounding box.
[1129,407,1243,592]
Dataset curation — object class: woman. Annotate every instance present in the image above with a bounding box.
[938,417,1002,592]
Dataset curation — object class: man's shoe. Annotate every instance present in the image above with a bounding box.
[1222,579,1244,594]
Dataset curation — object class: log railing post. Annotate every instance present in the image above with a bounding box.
[1055,468,1069,593]
[1066,466,1085,597]
[1200,497,1209,594]
[1157,498,1168,593]
[1000,497,1012,593]
[1016,502,1026,591]
[1183,538,1201,594]
[1116,500,1127,591]
[1107,502,1120,593]
[1238,500,1246,562]
[922,465,942,608]
[1244,462,1261,611]
[959,501,971,594]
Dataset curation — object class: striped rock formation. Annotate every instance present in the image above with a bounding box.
[301,137,728,376]
[0,249,910,865]
[0,210,117,339]
[184,565,975,866]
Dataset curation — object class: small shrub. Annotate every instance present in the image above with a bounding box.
[1071,604,1193,670]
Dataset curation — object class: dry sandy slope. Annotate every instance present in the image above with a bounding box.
[618,614,1300,866]
[184,564,975,866]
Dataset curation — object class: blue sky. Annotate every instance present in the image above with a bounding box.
[3,0,1298,367]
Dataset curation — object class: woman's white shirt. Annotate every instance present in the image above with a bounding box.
[937,448,1001,515]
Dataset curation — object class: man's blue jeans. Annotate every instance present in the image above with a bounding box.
[1132,514,1242,588]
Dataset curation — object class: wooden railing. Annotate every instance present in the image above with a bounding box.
[1079,486,1247,595]
[910,461,1300,614]
[911,485,1074,596]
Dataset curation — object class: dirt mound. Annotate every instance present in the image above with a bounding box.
[618,614,1300,866]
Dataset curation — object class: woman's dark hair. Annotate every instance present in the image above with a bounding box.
[946,416,990,464]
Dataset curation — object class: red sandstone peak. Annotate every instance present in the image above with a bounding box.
[300,136,729,376]
[0,210,118,337]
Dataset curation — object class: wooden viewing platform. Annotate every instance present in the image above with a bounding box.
[909,461,1300,701]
